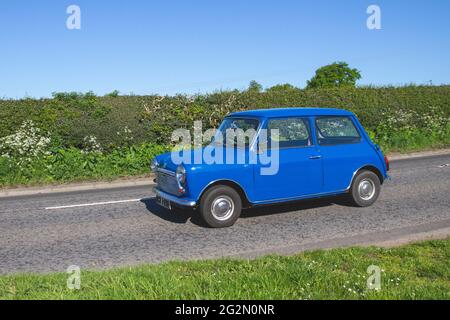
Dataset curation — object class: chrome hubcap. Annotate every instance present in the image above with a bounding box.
[358,179,375,200]
[211,196,234,221]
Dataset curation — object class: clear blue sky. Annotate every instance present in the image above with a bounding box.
[1,0,449,98]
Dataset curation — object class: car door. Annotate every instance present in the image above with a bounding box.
[315,116,373,193]
[252,117,323,203]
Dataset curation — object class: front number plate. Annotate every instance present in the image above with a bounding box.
[156,196,172,210]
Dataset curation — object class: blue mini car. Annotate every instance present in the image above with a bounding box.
[153,108,389,228]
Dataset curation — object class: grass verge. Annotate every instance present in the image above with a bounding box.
[0,238,449,300]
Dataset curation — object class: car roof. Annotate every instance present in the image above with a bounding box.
[227,107,354,118]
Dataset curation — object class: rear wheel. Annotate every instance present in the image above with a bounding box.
[349,170,381,207]
[199,185,242,228]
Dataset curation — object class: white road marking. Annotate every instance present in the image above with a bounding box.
[45,198,151,210]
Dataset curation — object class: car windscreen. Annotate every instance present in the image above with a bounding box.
[211,118,260,148]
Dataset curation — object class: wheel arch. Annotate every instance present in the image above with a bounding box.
[199,180,251,208]
[350,165,384,189]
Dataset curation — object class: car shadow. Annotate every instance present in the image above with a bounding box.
[142,195,355,226]
[141,198,193,224]
[241,195,351,218]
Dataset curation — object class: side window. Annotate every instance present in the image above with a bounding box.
[267,117,312,148]
[315,116,361,146]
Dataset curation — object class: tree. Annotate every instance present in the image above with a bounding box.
[247,80,263,93]
[266,83,297,92]
[306,62,361,89]
[105,90,120,97]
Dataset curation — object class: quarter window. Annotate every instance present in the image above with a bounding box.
[267,117,312,148]
[315,116,361,145]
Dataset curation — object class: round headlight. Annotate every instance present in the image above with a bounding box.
[176,165,187,186]
[150,158,158,171]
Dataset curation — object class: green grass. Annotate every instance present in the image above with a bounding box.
[374,127,450,154]
[1,238,449,300]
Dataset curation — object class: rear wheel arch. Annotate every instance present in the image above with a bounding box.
[351,165,384,187]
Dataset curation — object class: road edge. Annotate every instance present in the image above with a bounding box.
[0,177,155,198]
[1,147,449,198]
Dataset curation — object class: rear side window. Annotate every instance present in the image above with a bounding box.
[267,117,312,148]
[315,116,361,146]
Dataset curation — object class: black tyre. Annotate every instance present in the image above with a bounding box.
[199,185,242,228]
[349,170,381,207]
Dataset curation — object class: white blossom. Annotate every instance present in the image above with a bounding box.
[82,135,103,154]
[0,120,51,165]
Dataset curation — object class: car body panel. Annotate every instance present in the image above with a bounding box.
[155,147,255,204]
[251,117,324,202]
[252,145,323,202]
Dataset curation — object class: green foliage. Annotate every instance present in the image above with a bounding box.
[307,62,362,89]
[105,90,120,97]
[0,85,449,186]
[0,120,51,164]
[0,238,449,299]
[1,85,448,149]
[266,83,297,92]
[0,143,168,186]
[247,80,263,92]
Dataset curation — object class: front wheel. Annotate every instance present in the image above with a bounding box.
[349,170,381,207]
[199,185,242,228]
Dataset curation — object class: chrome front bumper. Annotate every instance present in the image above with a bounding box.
[153,187,197,207]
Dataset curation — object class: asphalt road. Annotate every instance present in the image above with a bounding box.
[1,154,449,274]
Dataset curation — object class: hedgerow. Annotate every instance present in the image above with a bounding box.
[0,142,168,186]
[0,85,449,149]
[0,85,449,186]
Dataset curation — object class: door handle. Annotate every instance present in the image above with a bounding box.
[309,155,322,160]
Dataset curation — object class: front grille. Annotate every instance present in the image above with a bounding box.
[156,169,179,195]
